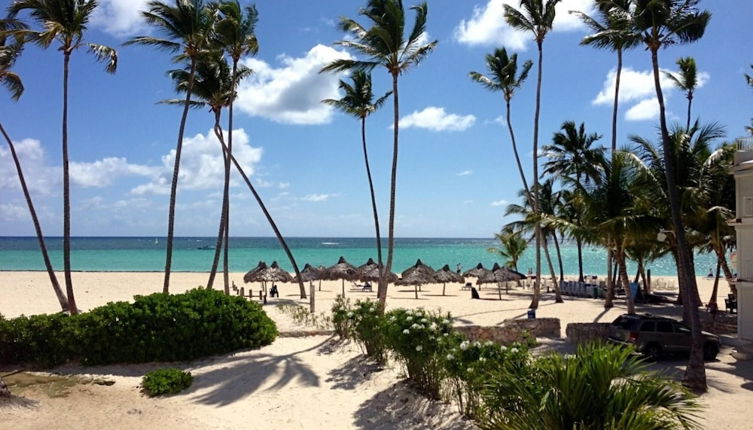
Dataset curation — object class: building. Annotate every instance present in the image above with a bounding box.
[731,148,753,357]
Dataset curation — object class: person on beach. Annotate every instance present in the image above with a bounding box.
[270,284,279,298]
[456,263,462,274]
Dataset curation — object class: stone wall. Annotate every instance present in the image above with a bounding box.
[565,323,611,344]
[455,318,560,344]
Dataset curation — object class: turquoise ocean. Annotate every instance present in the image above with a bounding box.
[0,237,721,276]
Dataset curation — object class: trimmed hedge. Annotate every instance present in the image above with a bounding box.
[0,288,277,367]
[142,368,193,396]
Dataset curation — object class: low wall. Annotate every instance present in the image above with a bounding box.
[699,312,737,335]
[455,318,560,344]
[566,323,611,344]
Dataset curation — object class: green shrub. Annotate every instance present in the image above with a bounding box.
[141,368,193,397]
[480,343,701,430]
[331,295,353,339]
[0,312,76,367]
[443,337,529,418]
[0,288,277,367]
[348,300,387,362]
[383,308,454,399]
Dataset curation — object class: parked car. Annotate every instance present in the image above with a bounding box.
[608,313,720,360]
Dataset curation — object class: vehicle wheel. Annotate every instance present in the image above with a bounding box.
[644,343,662,361]
[703,342,719,361]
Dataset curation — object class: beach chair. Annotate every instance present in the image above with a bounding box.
[725,296,737,313]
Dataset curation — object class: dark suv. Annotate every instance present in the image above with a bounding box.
[608,314,720,360]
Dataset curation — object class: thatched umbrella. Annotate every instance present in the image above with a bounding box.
[358,265,398,284]
[434,264,464,296]
[401,259,435,292]
[243,261,293,297]
[358,257,377,271]
[463,262,491,278]
[324,256,358,296]
[478,263,526,299]
[397,267,436,299]
[243,261,268,284]
[294,263,325,291]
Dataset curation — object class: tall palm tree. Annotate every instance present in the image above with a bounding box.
[543,121,605,282]
[0,22,69,312]
[503,0,560,310]
[125,0,214,293]
[210,0,258,293]
[8,0,118,314]
[469,48,533,204]
[664,56,698,130]
[572,0,641,153]
[323,70,391,272]
[631,0,711,392]
[488,226,527,288]
[322,0,437,307]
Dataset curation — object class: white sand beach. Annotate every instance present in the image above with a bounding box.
[1,271,750,429]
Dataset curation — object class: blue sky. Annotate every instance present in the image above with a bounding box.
[1,0,751,238]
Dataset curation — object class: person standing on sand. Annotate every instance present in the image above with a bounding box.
[456,263,462,274]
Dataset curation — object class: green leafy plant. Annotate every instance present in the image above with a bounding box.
[0,312,76,367]
[348,300,387,362]
[383,308,454,399]
[276,304,332,330]
[141,368,193,397]
[331,295,353,339]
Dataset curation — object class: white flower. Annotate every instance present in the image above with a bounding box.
[473,341,481,348]
[421,318,428,324]
[446,354,454,361]
[466,367,473,373]
[416,345,423,352]
[564,354,575,360]
[479,357,487,363]
[500,345,507,352]
[429,322,438,331]
[511,348,519,353]
[443,333,449,337]
[389,316,397,322]
[442,319,450,325]
[347,312,353,318]
[406,310,413,315]
[406,316,413,322]
[460,341,470,351]
[485,341,494,346]
[411,323,421,330]
[403,329,410,335]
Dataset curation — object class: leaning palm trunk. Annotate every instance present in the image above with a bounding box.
[713,242,735,296]
[379,73,400,307]
[542,234,562,303]
[610,49,623,153]
[605,249,614,308]
[709,260,721,307]
[361,117,383,269]
[552,230,564,283]
[615,245,635,314]
[1,123,69,312]
[504,99,533,201]
[650,46,706,391]
[207,111,228,292]
[219,140,307,299]
[576,236,584,282]
[61,51,77,314]
[222,60,241,294]
[529,41,544,310]
[163,59,198,294]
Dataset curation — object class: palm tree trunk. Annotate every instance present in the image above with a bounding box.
[219,139,306,298]
[163,58,197,294]
[223,60,240,295]
[605,249,614,308]
[543,234,562,303]
[708,260,721,306]
[650,46,706,392]
[1,123,69,312]
[361,117,383,269]
[207,113,227,291]
[61,50,77,314]
[379,72,400,308]
[553,230,564,283]
[610,49,623,154]
[713,242,735,295]
[505,99,532,202]
[616,245,635,315]
[576,236,584,283]
[529,41,544,310]
[686,95,692,131]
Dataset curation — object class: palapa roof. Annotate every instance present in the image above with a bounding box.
[396,268,436,285]
[294,263,324,282]
[243,261,294,283]
[462,263,491,278]
[323,256,358,281]
[357,258,377,271]
[401,259,435,277]
[477,263,526,283]
[434,264,464,284]
[357,265,398,283]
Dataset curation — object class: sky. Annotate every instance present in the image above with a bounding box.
[1,0,752,238]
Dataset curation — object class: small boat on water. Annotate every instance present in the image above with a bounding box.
[197,245,214,250]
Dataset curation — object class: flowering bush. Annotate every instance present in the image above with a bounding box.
[349,300,387,362]
[443,336,530,418]
[383,308,454,398]
[331,295,353,339]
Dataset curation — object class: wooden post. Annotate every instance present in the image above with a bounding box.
[310,282,315,313]
[240,287,244,297]
[259,290,263,301]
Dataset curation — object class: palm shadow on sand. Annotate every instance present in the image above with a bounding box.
[325,355,384,390]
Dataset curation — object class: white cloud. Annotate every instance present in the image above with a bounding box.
[490,199,508,207]
[399,107,476,132]
[625,97,660,121]
[70,157,157,187]
[91,0,150,36]
[0,138,57,195]
[0,202,27,221]
[302,193,337,202]
[454,0,595,49]
[130,128,262,195]
[593,67,710,122]
[236,44,353,124]
[457,170,473,176]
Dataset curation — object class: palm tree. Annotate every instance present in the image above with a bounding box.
[503,0,560,310]
[469,48,533,204]
[322,0,437,307]
[210,0,258,293]
[664,56,699,130]
[125,0,214,293]
[481,343,700,429]
[323,70,391,273]
[488,226,527,289]
[543,121,605,282]
[0,22,69,312]
[572,0,641,153]
[9,0,118,314]
[631,0,711,392]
